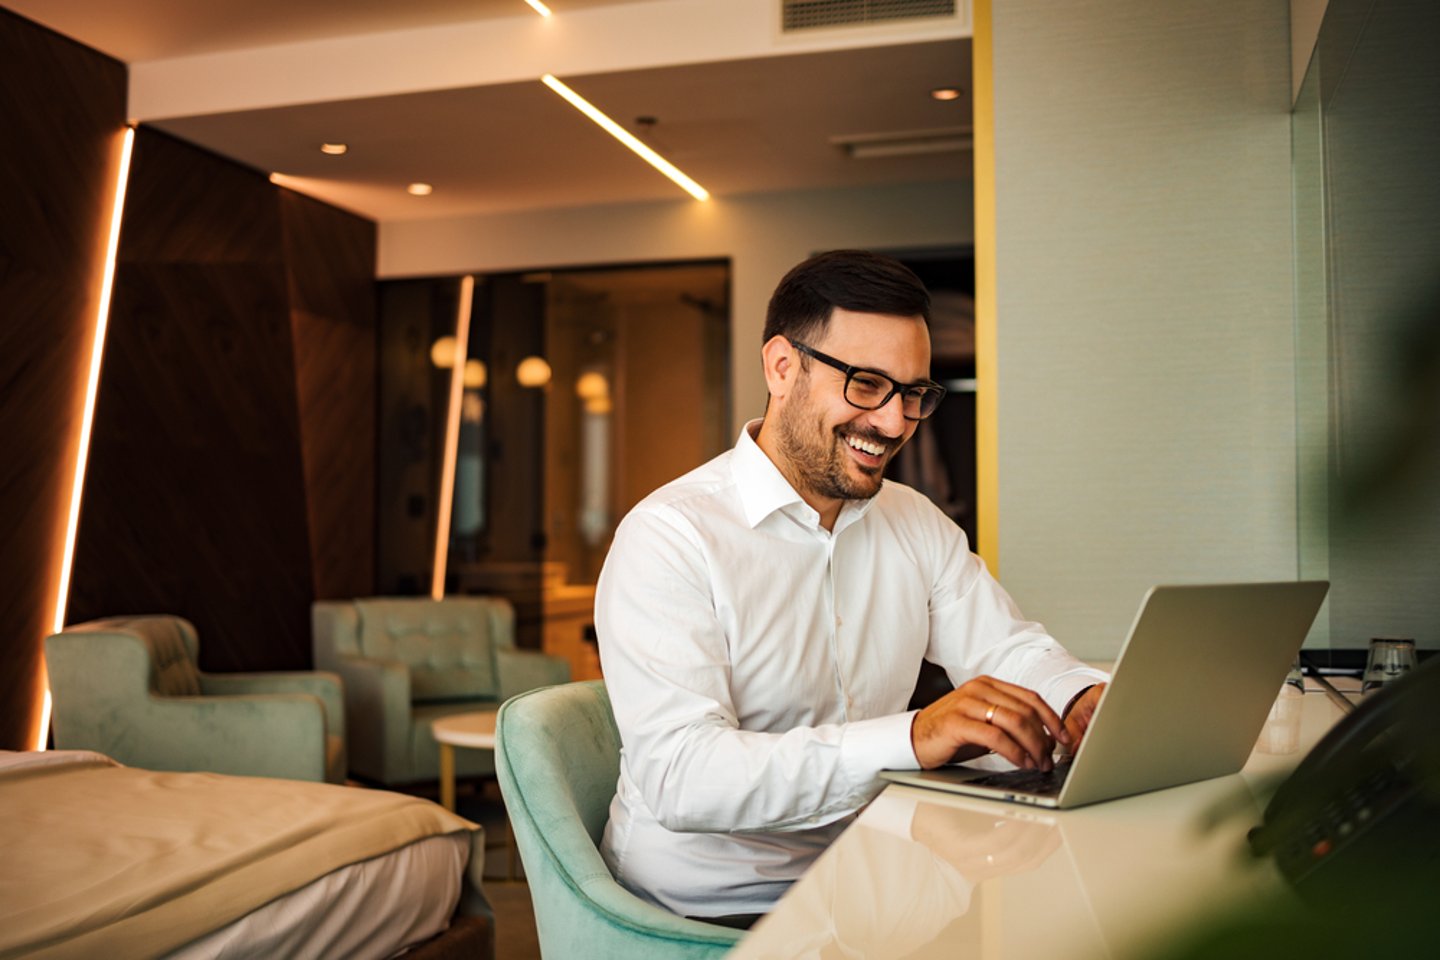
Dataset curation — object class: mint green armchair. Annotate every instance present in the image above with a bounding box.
[313,597,569,785]
[44,615,345,783]
[495,681,742,959]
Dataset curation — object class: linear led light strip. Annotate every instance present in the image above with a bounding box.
[40,125,136,750]
[541,74,710,202]
[524,0,552,15]
[431,275,475,600]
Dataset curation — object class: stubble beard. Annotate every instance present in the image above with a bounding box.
[775,375,894,504]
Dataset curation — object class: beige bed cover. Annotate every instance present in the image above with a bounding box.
[0,751,477,960]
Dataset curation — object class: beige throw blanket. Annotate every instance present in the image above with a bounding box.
[0,751,477,959]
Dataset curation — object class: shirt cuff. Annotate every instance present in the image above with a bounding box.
[840,710,924,792]
[1045,670,1110,717]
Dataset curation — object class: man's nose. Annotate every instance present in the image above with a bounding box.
[869,390,908,436]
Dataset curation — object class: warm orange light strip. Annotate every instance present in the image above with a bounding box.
[541,74,710,202]
[431,275,475,600]
[39,125,136,750]
[524,0,553,16]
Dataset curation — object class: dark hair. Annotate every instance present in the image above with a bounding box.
[763,250,931,345]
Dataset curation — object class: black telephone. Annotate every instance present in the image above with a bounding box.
[1248,655,1440,916]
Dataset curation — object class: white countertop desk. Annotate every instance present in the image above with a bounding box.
[732,690,1345,960]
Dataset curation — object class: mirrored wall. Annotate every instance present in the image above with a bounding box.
[377,261,729,662]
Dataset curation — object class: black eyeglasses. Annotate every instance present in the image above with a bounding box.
[788,339,947,421]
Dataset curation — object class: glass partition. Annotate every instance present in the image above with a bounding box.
[1293,0,1440,653]
[1291,49,1329,647]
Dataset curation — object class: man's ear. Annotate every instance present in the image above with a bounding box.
[761,335,796,398]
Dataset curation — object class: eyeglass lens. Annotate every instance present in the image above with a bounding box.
[845,370,942,419]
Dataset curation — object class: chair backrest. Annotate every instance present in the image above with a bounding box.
[495,681,741,959]
[347,597,513,702]
[44,616,199,759]
[61,616,202,696]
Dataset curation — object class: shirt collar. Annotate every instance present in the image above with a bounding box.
[731,419,879,531]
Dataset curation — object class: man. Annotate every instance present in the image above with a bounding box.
[596,250,1108,924]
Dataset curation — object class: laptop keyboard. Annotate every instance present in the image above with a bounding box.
[961,758,1073,797]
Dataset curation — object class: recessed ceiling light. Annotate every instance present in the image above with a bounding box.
[524,0,552,15]
[407,182,433,196]
[320,142,348,155]
[931,87,962,102]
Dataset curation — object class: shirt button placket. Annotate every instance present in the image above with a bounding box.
[827,539,852,722]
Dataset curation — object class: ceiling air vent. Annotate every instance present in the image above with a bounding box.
[782,0,957,32]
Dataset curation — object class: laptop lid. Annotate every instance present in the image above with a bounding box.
[883,581,1329,808]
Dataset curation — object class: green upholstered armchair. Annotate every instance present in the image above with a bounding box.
[313,596,570,785]
[44,615,345,783]
[495,681,742,959]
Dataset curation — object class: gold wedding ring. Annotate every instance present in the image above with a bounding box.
[984,704,997,724]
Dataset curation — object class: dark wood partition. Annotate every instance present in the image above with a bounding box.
[1,13,378,745]
[66,129,317,671]
[281,189,378,602]
[0,10,126,750]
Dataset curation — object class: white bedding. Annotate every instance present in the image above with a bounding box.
[164,831,468,960]
[0,750,477,960]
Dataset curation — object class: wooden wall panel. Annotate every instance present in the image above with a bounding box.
[280,189,378,601]
[66,129,317,672]
[0,10,126,749]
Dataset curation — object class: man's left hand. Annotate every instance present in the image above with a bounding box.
[1061,683,1106,751]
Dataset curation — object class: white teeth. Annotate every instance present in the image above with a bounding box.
[846,436,884,456]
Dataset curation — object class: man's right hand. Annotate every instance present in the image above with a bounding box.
[909,675,1071,771]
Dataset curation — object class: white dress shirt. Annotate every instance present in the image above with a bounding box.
[597,422,1107,918]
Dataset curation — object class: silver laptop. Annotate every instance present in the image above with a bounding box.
[881,581,1329,808]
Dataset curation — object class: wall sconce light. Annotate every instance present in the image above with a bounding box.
[463,358,488,389]
[516,355,552,388]
[575,370,609,400]
[576,369,612,414]
[430,335,460,369]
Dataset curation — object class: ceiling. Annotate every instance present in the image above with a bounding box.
[10,0,971,222]
[12,0,677,61]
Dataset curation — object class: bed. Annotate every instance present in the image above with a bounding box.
[0,750,493,960]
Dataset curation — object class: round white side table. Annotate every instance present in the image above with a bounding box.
[431,710,519,880]
[430,710,498,812]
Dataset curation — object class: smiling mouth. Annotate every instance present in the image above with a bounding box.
[842,433,887,458]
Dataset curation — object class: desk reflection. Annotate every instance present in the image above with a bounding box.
[735,693,1344,960]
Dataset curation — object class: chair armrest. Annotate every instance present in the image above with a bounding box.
[201,671,345,739]
[497,649,572,703]
[327,655,412,782]
[144,693,329,781]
